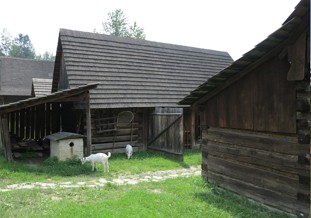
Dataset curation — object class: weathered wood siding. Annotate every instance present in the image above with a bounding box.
[204,57,296,133]
[148,107,183,160]
[202,127,309,215]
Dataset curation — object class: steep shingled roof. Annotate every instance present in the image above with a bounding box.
[179,0,309,106]
[52,29,233,108]
[32,78,53,97]
[0,57,54,96]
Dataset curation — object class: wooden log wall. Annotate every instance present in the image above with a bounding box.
[91,108,143,153]
[202,127,310,216]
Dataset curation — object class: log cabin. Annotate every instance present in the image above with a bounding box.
[51,29,233,158]
[179,0,310,216]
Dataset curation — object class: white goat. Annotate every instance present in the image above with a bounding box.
[125,144,133,159]
[81,152,111,172]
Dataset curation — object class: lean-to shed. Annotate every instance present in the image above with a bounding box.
[0,57,54,104]
[52,29,232,158]
[0,83,98,162]
[180,0,310,216]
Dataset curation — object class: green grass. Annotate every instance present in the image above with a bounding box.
[0,149,291,218]
[0,149,201,186]
[0,176,290,218]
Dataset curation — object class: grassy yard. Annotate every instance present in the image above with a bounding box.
[0,149,290,218]
[0,149,200,186]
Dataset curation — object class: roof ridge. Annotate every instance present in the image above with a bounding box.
[59,28,230,57]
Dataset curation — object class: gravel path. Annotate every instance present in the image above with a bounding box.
[0,166,201,192]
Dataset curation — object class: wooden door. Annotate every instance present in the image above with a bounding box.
[147,107,184,160]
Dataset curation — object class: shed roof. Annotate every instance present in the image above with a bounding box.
[0,57,54,96]
[45,132,84,141]
[32,78,53,97]
[52,29,233,109]
[179,0,309,106]
[0,83,98,114]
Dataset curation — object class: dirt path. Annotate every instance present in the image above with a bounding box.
[0,166,201,192]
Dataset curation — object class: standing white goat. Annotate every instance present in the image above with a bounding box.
[81,152,111,172]
[125,144,133,159]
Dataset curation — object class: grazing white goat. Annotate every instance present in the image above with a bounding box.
[125,144,133,159]
[81,152,111,172]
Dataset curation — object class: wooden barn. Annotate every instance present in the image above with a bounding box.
[180,0,310,216]
[0,57,54,104]
[51,29,232,158]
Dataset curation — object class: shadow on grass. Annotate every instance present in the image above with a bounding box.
[194,182,291,218]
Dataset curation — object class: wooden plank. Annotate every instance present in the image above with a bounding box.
[206,171,309,215]
[204,141,309,177]
[190,110,195,148]
[25,108,31,139]
[207,127,309,155]
[86,92,91,155]
[30,107,35,138]
[9,112,15,134]
[51,103,60,133]
[38,104,46,138]
[147,114,182,146]
[92,135,138,143]
[15,111,20,138]
[35,106,42,139]
[92,141,139,150]
[45,103,51,136]
[19,109,25,139]
[1,114,12,162]
[206,155,304,197]
[92,145,141,154]
[287,31,306,81]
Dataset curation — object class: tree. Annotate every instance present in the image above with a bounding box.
[9,34,35,59]
[102,9,145,39]
[126,22,146,39]
[0,29,12,56]
[35,51,55,61]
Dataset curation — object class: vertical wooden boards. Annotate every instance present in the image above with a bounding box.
[86,93,91,155]
[148,107,183,160]
[203,56,295,133]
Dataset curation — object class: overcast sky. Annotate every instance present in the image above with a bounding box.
[1,0,300,60]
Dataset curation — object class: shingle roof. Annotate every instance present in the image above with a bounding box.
[52,29,233,108]
[179,0,309,106]
[0,57,54,96]
[0,83,99,114]
[32,78,53,97]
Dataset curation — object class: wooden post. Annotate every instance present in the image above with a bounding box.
[190,109,196,148]
[86,92,92,155]
[1,114,12,162]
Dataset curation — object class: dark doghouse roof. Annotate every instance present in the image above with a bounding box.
[45,132,85,141]
[52,29,233,108]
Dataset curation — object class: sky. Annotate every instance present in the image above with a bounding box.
[1,0,301,60]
